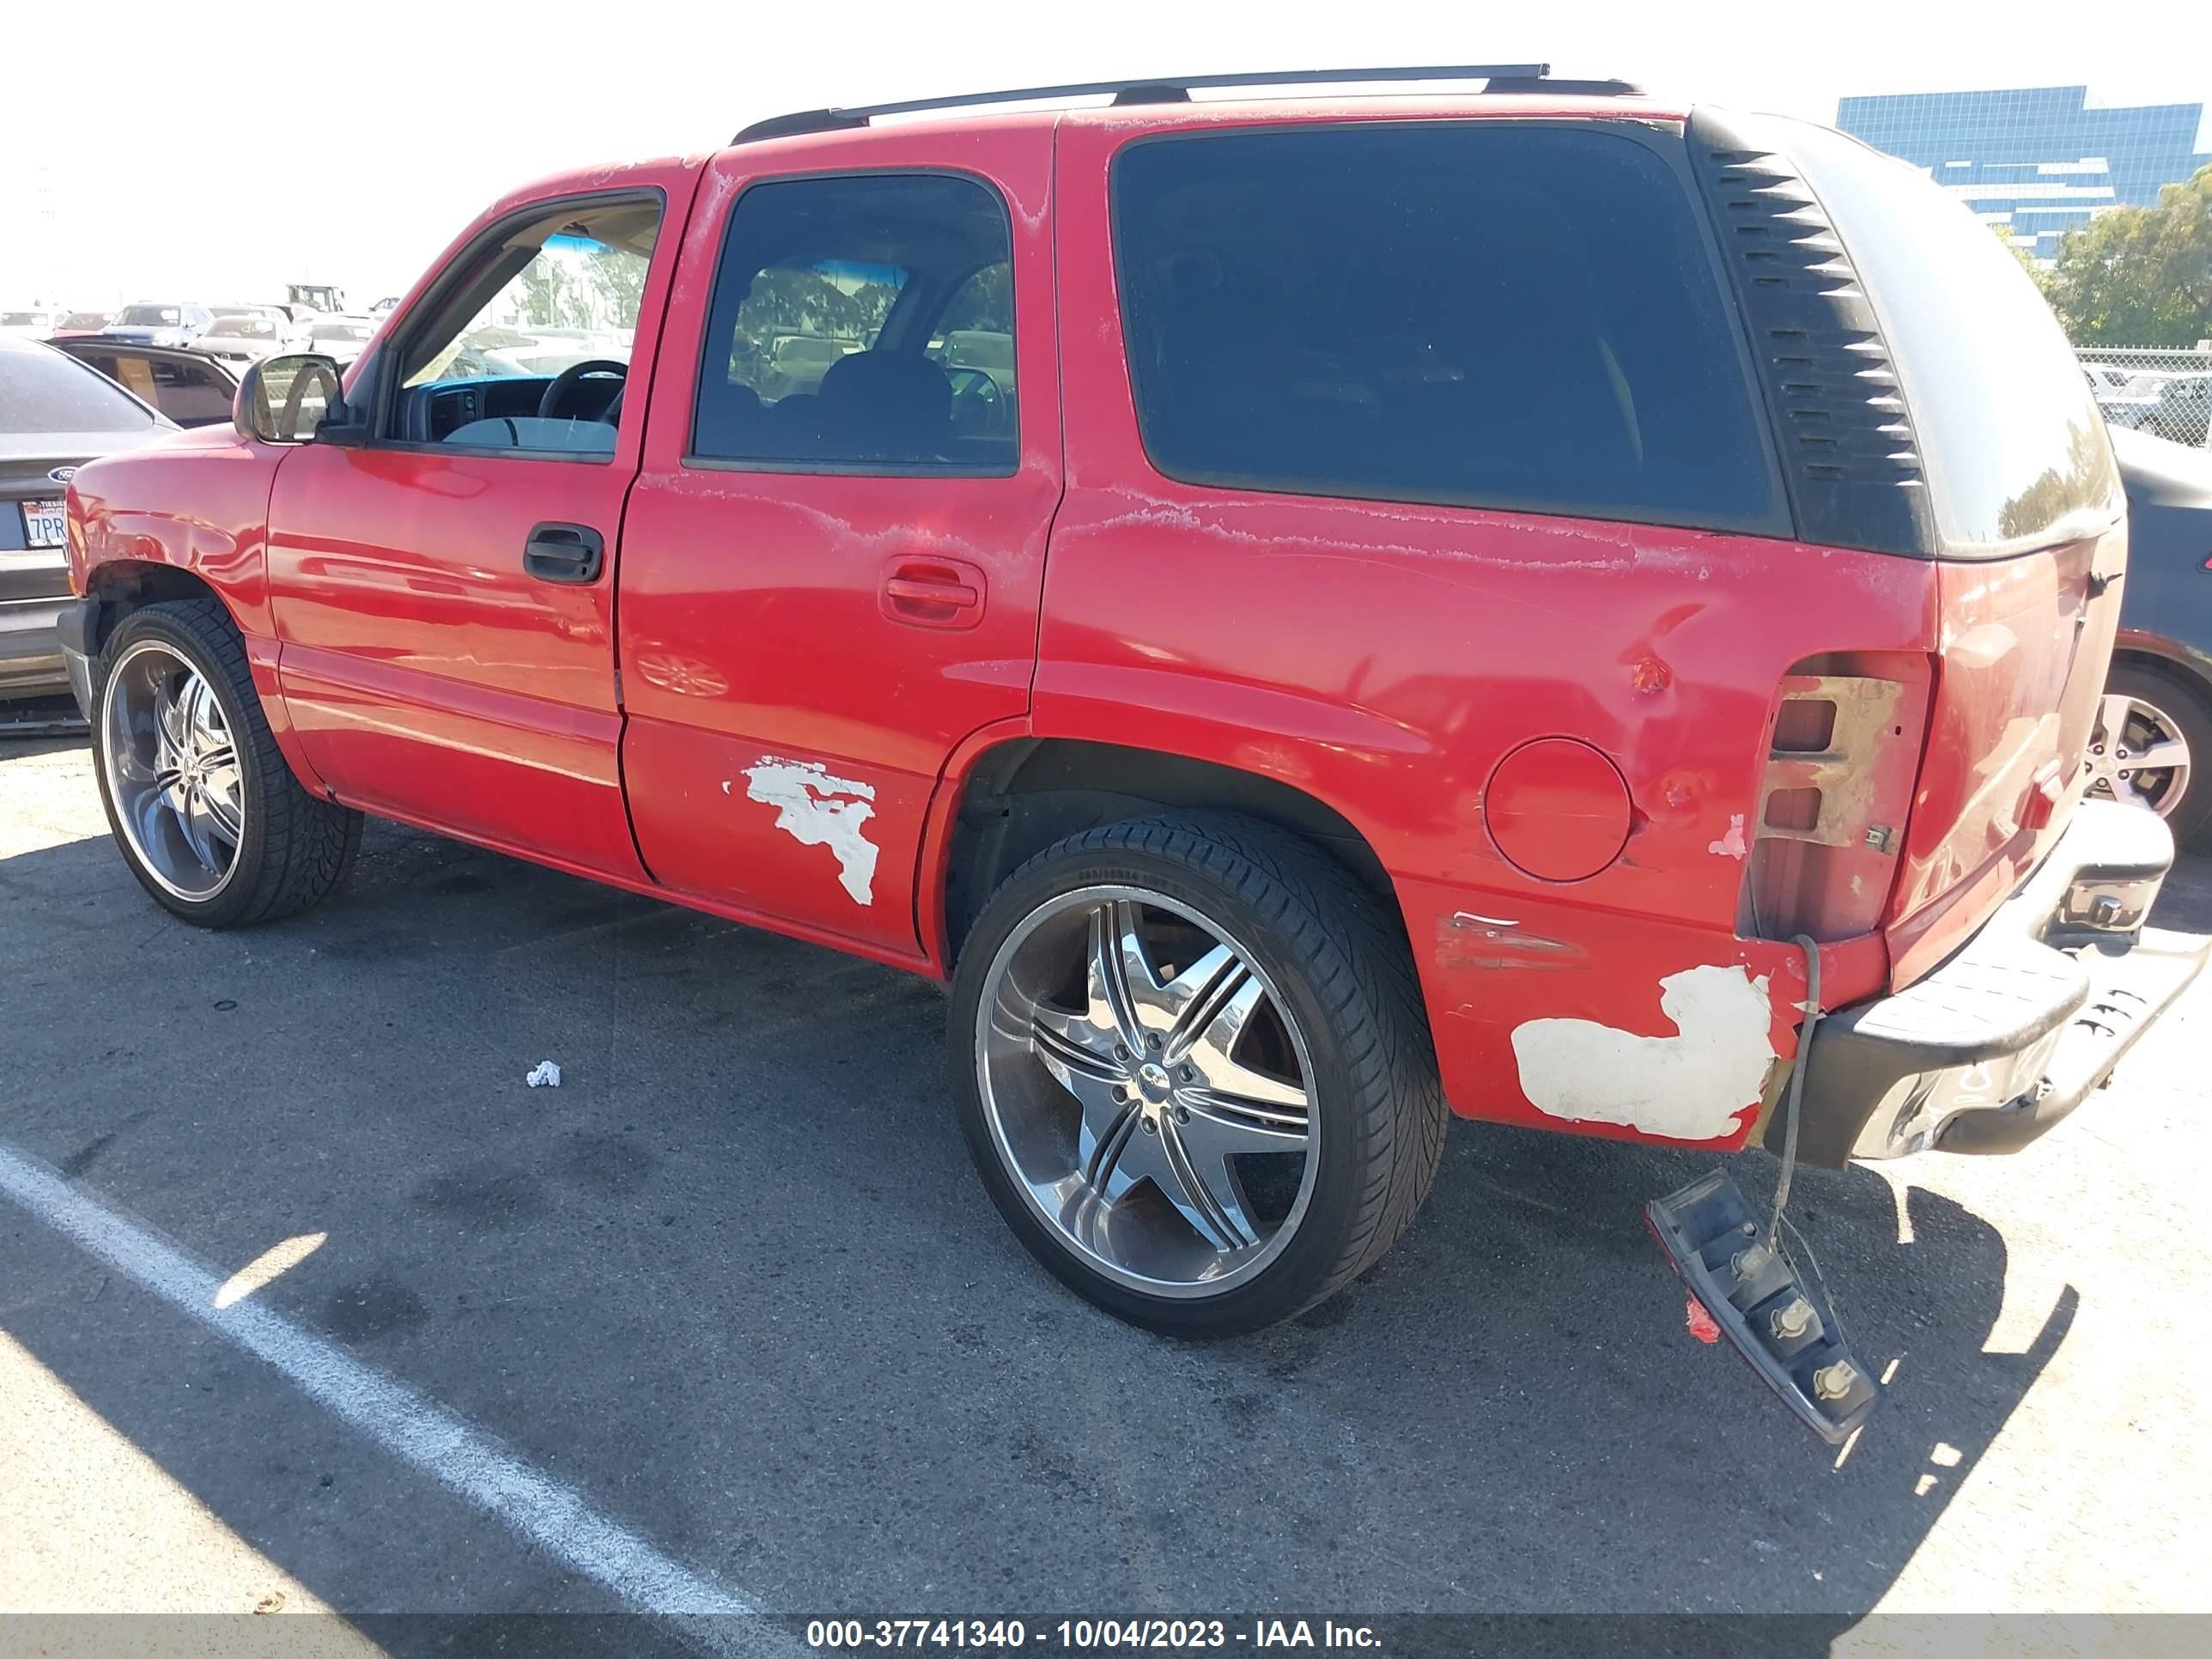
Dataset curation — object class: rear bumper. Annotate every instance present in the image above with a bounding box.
[1767,799,2208,1164]
[0,597,71,697]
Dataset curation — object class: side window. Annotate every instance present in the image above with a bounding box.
[692,173,1016,472]
[1112,125,1783,533]
[387,196,662,458]
[146,356,234,427]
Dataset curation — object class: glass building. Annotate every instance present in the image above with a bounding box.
[1835,86,2209,262]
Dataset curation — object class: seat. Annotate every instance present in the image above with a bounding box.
[816,350,954,462]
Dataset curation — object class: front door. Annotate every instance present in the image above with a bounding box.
[617,131,1060,955]
[266,171,693,878]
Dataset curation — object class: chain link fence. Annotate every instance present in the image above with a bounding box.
[2076,344,2212,449]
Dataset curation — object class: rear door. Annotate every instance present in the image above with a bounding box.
[265,168,694,879]
[617,125,1060,957]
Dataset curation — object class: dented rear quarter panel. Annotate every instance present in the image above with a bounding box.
[1045,108,1943,1151]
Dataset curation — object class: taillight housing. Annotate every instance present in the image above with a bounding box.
[1739,652,1933,942]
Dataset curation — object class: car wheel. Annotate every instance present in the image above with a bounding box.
[951,813,1446,1336]
[2092,664,2212,847]
[93,598,362,927]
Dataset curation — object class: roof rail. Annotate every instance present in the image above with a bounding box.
[730,64,1645,145]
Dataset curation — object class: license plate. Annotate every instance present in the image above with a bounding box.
[20,499,66,549]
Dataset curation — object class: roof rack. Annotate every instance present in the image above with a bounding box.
[732,64,1646,144]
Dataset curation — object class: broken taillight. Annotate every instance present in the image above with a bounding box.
[1739,652,1933,942]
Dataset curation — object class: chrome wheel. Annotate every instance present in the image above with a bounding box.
[2089,692,2192,819]
[975,885,1318,1297]
[100,639,245,901]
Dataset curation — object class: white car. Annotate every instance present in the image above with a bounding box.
[191,313,299,368]
[0,309,61,339]
[302,316,377,366]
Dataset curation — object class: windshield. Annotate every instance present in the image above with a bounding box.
[118,305,183,325]
[60,312,109,329]
[312,323,371,343]
[209,318,277,338]
[0,347,159,434]
[1,313,44,327]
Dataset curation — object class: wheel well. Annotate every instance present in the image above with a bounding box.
[81,562,223,654]
[2112,647,2212,711]
[941,738,1396,962]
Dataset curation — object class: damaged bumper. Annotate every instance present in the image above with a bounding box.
[1769,799,2208,1165]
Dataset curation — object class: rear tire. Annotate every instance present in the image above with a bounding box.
[92,599,362,928]
[950,812,1446,1336]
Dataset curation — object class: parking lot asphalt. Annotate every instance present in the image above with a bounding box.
[3,731,2209,1644]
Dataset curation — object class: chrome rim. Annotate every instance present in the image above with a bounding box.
[975,884,1318,1298]
[100,640,245,901]
[2089,692,2192,819]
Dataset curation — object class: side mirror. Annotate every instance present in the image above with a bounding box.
[234,353,349,444]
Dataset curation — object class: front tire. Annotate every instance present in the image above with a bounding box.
[93,598,362,928]
[950,814,1446,1336]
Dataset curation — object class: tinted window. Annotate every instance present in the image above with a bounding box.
[1782,122,2121,556]
[118,305,183,325]
[693,174,1016,471]
[1113,125,1781,532]
[0,347,158,434]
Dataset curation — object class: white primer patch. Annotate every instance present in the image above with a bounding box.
[1511,964,1777,1141]
[742,756,879,906]
[1708,814,1748,859]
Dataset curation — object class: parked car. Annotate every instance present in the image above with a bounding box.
[2083,364,2160,431]
[58,75,2207,1398]
[103,302,216,348]
[191,313,297,368]
[1,337,170,701]
[2100,427,2212,844]
[2,309,63,339]
[302,316,375,366]
[754,331,860,399]
[2147,371,2211,448]
[48,339,240,428]
[48,310,116,339]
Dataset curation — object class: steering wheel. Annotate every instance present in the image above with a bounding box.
[946,368,1009,435]
[538,359,628,421]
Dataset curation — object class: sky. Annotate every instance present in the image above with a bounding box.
[3,0,2208,310]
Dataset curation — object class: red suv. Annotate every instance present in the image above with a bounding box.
[58,69,2206,1354]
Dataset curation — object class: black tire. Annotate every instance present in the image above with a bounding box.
[949,812,1447,1336]
[2105,661,2212,849]
[92,598,362,927]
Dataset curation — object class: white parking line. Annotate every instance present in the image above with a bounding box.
[0,1139,757,1623]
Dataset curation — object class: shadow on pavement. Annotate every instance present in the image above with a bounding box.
[0,817,2155,1650]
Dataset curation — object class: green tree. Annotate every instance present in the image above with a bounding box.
[2044,162,2212,346]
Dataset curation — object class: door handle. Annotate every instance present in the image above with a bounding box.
[880,556,987,629]
[524,521,605,584]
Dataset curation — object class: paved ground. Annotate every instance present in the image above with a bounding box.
[3,732,2208,1647]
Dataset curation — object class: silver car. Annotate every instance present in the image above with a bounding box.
[1,336,171,703]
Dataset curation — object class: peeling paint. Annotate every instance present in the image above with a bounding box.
[739,757,879,906]
[1510,965,1777,1141]
[1708,814,1748,859]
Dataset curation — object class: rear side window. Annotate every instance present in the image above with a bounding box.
[0,347,157,434]
[1782,122,2120,556]
[1112,124,1782,533]
[692,173,1017,473]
